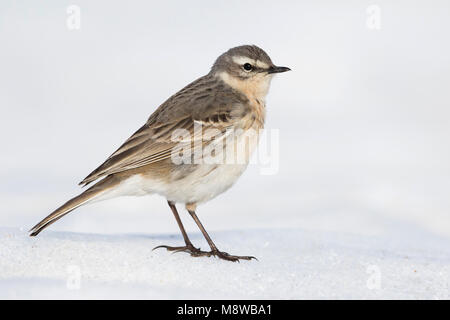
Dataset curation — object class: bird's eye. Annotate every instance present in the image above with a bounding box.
[243,63,253,71]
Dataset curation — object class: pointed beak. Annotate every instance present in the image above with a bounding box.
[267,66,291,74]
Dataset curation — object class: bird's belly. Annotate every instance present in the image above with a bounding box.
[164,163,249,204]
[102,127,260,204]
[164,127,261,203]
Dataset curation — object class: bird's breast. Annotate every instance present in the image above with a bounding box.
[242,98,266,131]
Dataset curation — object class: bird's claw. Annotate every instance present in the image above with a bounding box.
[153,244,203,255]
[153,244,257,262]
[211,250,258,262]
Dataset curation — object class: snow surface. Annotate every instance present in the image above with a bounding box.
[1,1,450,299]
[1,225,449,299]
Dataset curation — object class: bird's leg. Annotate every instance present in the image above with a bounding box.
[153,201,202,254]
[187,209,257,262]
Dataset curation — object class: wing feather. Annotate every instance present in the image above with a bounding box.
[79,75,250,186]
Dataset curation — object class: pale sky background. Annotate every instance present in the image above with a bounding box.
[0,1,449,240]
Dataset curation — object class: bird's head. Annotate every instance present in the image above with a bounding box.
[211,45,290,100]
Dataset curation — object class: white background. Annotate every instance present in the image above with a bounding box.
[0,1,449,299]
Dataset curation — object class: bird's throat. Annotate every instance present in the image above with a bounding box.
[217,71,272,105]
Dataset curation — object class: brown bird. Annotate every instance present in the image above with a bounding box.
[29,45,290,262]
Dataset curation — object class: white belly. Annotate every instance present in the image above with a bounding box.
[97,128,260,205]
[164,163,249,204]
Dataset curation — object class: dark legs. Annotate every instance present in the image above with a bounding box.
[187,209,256,262]
[153,201,256,262]
[152,201,201,253]
[187,209,218,252]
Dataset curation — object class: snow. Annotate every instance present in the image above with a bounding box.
[1,224,449,299]
[1,1,450,299]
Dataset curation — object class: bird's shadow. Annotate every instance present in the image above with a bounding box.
[28,229,226,243]
[123,232,206,242]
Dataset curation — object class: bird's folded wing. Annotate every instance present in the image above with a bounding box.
[79,104,248,186]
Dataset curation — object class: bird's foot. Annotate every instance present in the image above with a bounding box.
[152,243,203,256]
[153,244,257,262]
[208,250,258,262]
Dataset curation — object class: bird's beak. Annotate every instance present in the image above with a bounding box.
[267,66,291,74]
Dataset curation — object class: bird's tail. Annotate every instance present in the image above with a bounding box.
[29,175,120,236]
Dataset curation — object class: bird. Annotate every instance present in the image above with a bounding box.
[29,45,290,262]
